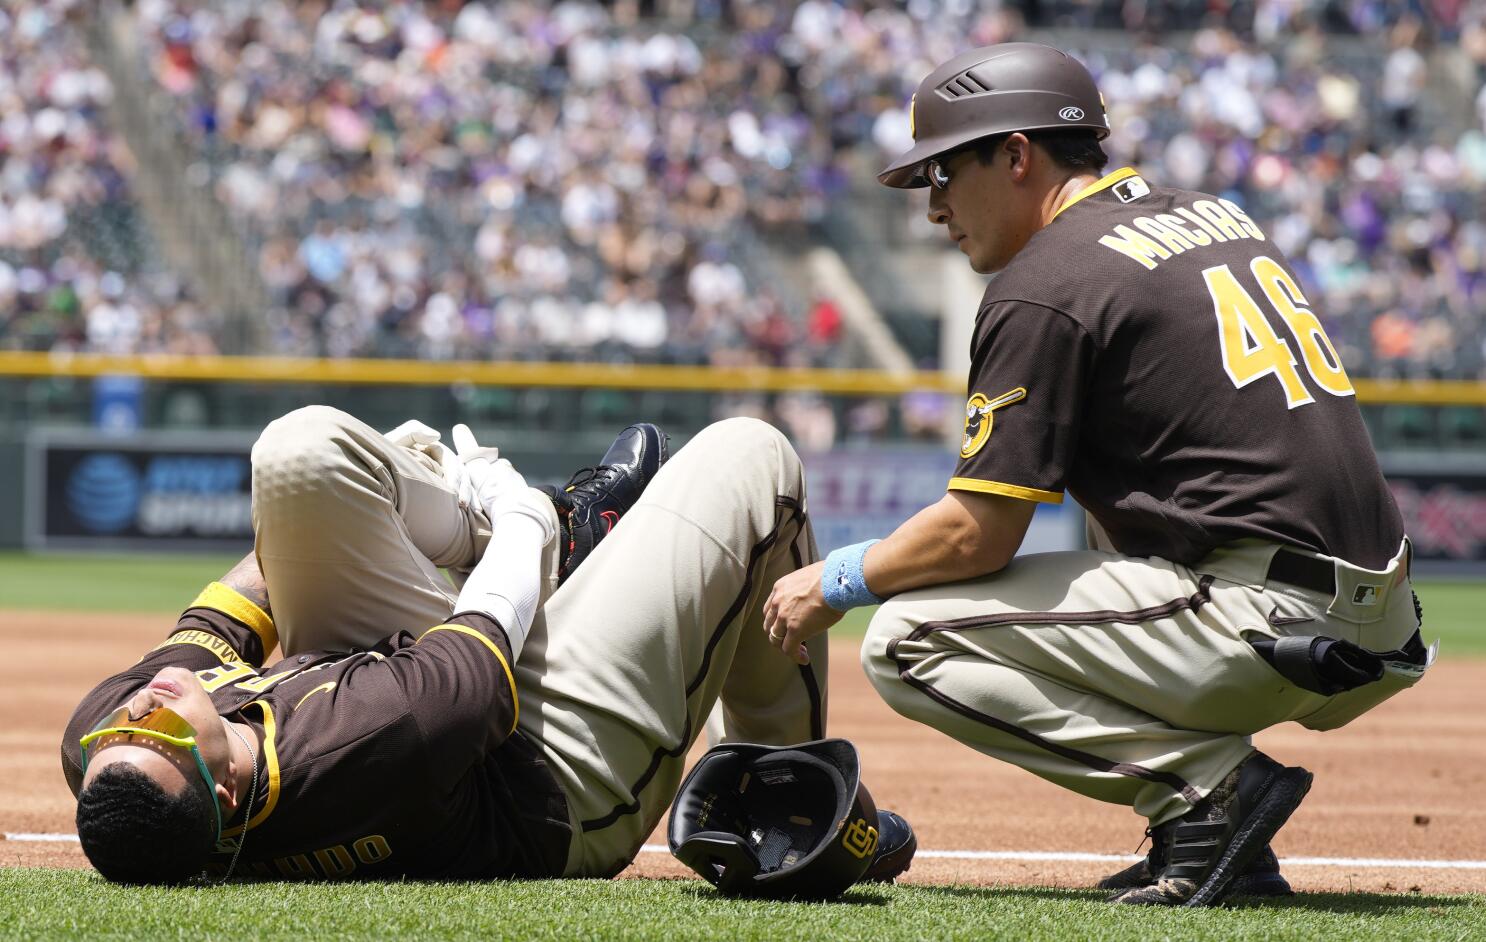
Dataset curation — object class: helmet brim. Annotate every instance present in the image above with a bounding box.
[878,122,1112,189]
[877,130,975,189]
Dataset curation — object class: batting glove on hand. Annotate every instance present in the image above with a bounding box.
[383,419,475,510]
[451,424,551,534]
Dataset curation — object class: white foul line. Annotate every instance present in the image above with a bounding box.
[8,834,1486,871]
[638,844,1486,871]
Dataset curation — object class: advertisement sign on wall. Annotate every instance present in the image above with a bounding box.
[27,431,256,551]
[22,431,1484,576]
[801,447,1084,555]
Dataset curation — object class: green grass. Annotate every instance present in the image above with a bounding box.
[1,869,1481,941]
[1,552,1481,654]
[1410,581,1486,655]
[0,551,245,613]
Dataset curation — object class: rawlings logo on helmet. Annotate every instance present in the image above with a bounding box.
[1058,106,1085,120]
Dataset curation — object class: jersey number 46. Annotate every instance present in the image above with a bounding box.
[1204,256,1354,409]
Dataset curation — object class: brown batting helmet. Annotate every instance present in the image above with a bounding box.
[878,43,1109,189]
[669,739,883,900]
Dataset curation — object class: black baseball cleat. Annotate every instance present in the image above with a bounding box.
[539,423,669,585]
[1098,838,1292,898]
[860,809,917,883]
[1111,751,1312,907]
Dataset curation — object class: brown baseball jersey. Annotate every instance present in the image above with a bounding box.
[949,167,1403,569]
[61,583,571,880]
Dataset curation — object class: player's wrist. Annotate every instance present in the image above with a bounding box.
[821,540,886,611]
[488,487,558,545]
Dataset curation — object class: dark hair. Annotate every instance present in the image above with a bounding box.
[973,129,1109,174]
[76,764,216,885]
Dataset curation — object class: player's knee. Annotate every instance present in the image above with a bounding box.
[701,416,790,450]
[251,405,359,488]
[861,601,915,691]
[694,417,801,476]
[861,606,940,724]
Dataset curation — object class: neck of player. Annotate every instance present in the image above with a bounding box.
[223,717,259,822]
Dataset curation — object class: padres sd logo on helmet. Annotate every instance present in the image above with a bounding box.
[961,387,1027,459]
[841,817,880,859]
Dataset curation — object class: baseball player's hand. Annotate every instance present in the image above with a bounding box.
[451,424,530,521]
[763,561,843,666]
[384,419,475,510]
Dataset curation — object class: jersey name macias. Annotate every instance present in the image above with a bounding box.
[950,167,1403,569]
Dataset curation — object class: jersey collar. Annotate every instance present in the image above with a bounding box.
[1051,166,1141,221]
[219,700,280,840]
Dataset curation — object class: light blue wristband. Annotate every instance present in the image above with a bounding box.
[821,540,885,612]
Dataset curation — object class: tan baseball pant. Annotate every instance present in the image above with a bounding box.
[862,536,1426,826]
[251,408,825,876]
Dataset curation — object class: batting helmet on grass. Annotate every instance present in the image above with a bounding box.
[668,739,882,900]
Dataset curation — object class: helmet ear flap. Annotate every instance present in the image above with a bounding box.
[671,831,761,893]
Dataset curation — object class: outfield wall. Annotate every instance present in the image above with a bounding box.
[2,354,1483,573]
[9,424,1485,576]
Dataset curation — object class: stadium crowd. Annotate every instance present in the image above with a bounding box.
[4,0,1486,387]
[0,0,220,355]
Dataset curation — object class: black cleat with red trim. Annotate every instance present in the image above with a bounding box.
[539,423,669,586]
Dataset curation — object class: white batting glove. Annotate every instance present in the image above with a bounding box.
[383,419,475,510]
[451,424,550,533]
[383,418,441,450]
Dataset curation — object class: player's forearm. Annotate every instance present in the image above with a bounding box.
[865,492,1032,596]
[453,499,555,660]
[219,551,270,618]
[173,551,277,665]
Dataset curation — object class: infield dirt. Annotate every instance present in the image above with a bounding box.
[4,611,1482,895]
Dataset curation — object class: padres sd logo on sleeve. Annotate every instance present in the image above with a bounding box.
[960,387,1027,459]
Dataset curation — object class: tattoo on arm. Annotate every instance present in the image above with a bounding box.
[220,552,271,617]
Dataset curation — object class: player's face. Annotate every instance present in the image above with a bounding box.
[926,138,1040,274]
[81,667,233,803]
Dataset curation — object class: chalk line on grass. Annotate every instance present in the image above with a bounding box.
[8,833,1485,871]
[637,845,1486,871]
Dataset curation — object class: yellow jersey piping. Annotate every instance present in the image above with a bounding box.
[1052,167,1140,221]
[190,582,278,658]
[948,477,1064,504]
[222,700,279,837]
[419,624,519,736]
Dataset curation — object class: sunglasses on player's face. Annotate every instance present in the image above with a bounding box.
[80,706,224,839]
[925,157,953,190]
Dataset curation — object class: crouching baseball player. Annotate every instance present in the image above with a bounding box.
[765,43,1433,907]
[62,408,912,886]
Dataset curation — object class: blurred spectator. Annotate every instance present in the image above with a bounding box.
[4,0,1486,430]
[0,0,218,354]
[127,0,839,366]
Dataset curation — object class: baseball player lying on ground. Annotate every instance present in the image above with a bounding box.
[62,409,912,885]
[765,43,1434,908]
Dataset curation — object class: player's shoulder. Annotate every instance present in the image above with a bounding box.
[986,169,1272,327]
